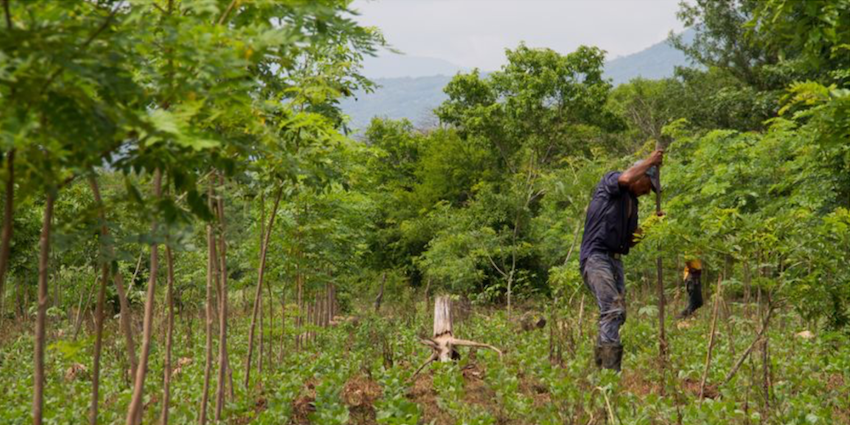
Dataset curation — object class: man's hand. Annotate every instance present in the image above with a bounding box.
[629,227,644,247]
[618,149,665,189]
[648,149,664,167]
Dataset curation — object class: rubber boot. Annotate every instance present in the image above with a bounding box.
[596,343,623,372]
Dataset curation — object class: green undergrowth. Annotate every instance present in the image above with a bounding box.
[0,295,848,424]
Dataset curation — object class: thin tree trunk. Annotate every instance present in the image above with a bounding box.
[743,259,751,319]
[258,294,264,376]
[331,283,337,319]
[73,274,98,340]
[268,281,274,366]
[279,285,286,362]
[52,259,60,321]
[125,169,163,425]
[0,149,15,320]
[214,174,229,422]
[160,246,175,425]
[761,293,771,416]
[199,183,215,425]
[16,275,22,319]
[244,187,282,389]
[314,296,320,335]
[317,293,324,331]
[699,276,723,402]
[325,284,331,326]
[722,297,736,357]
[374,272,386,314]
[317,297,324,345]
[33,192,55,425]
[89,176,138,379]
[258,191,265,372]
[127,252,143,296]
[90,263,108,425]
[320,290,327,328]
[311,299,317,343]
[296,262,302,350]
[423,278,431,319]
[305,301,312,346]
[315,296,321,336]
[656,246,666,358]
[22,275,28,320]
[317,292,328,328]
[507,273,513,319]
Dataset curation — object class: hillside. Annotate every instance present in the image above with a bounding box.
[604,29,695,85]
[342,30,695,131]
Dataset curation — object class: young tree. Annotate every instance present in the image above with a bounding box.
[423,45,623,310]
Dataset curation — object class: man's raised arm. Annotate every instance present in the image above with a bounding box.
[618,150,664,188]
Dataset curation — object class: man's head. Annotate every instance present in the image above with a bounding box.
[628,160,661,196]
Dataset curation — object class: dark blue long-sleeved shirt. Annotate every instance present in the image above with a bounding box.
[579,171,639,270]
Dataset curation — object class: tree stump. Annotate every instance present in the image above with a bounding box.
[412,296,502,378]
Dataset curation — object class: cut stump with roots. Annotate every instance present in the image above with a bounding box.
[412,296,503,378]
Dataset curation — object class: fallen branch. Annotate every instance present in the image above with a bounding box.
[412,353,438,378]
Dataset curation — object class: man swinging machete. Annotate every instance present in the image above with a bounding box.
[579,149,664,372]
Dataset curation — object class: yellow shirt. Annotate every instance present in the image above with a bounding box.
[683,259,702,280]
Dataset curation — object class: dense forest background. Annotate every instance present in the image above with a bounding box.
[0,0,848,424]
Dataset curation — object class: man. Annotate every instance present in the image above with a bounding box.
[579,149,663,372]
[677,258,703,319]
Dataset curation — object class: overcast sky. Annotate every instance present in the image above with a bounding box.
[351,0,688,72]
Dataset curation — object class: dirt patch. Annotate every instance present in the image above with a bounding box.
[518,375,552,407]
[682,377,719,399]
[291,379,318,424]
[64,363,88,381]
[827,373,850,423]
[461,362,485,381]
[233,396,268,425]
[408,371,454,425]
[621,371,663,397]
[461,363,497,409]
[408,361,541,425]
[826,373,846,392]
[344,374,382,424]
[254,396,268,415]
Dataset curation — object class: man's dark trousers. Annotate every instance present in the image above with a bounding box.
[582,252,626,345]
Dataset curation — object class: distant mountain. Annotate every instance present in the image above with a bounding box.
[341,75,453,131]
[342,30,695,132]
[604,29,696,86]
[361,54,466,79]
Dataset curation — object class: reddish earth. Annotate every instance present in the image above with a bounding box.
[291,379,318,424]
[344,374,382,424]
